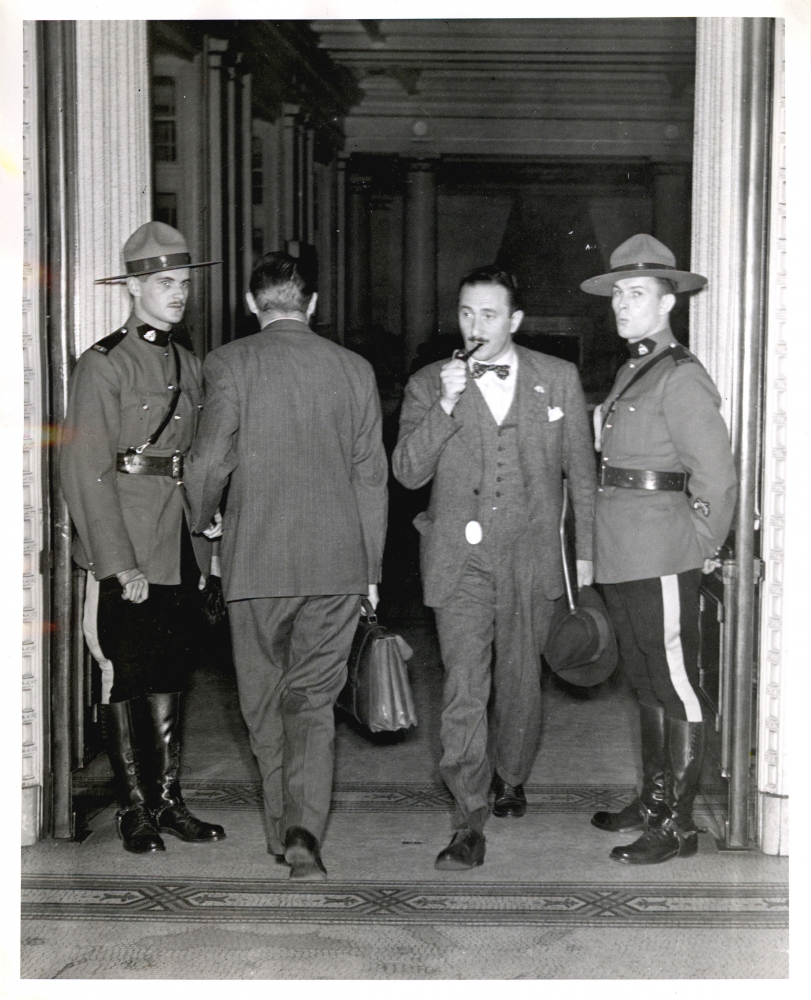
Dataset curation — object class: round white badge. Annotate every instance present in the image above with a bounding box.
[465,520,483,545]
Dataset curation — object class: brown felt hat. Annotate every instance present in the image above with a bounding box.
[580,233,707,296]
[95,221,220,284]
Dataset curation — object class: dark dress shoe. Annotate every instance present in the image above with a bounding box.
[610,820,698,865]
[156,800,226,843]
[492,774,527,818]
[267,847,287,864]
[284,826,327,880]
[591,798,647,833]
[117,804,165,854]
[434,828,486,871]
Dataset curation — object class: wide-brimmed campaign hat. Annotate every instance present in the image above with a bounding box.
[580,233,707,297]
[545,585,618,687]
[95,221,220,284]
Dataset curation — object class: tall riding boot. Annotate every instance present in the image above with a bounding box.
[101,700,165,854]
[145,692,226,842]
[592,703,666,832]
[610,718,704,865]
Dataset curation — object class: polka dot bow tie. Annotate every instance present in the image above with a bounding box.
[471,361,510,380]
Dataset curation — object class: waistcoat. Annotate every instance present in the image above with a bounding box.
[471,382,529,541]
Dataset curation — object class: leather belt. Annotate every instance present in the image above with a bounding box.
[601,466,687,492]
[117,451,184,479]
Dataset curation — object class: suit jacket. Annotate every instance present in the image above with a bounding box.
[594,328,737,583]
[183,319,388,601]
[60,312,210,584]
[392,344,596,608]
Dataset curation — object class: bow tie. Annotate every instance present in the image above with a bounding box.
[471,361,510,380]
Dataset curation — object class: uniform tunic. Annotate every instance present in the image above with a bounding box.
[594,328,737,584]
[60,312,206,584]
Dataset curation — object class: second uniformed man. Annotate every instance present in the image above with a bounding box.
[60,221,226,854]
[582,234,737,865]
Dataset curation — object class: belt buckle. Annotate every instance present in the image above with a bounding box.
[120,449,138,474]
[172,452,183,480]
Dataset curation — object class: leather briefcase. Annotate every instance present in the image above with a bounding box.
[338,600,418,733]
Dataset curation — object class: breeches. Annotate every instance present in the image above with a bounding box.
[434,543,556,831]
[602,569,703,722]
[227,593,362,854]
[96,523,200,704]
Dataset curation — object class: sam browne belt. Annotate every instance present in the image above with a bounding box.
[118,340,184,480]
[600,466,687,492]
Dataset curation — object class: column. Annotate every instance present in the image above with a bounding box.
[73,21,151,354]
[204,37,228,350]
[281,104,300,242]
[691,17,776,852]
[315,159,338,338]
[336,158,347,343]
[757,19,790,856]
[402,159,438,364]
[347,173,371,332]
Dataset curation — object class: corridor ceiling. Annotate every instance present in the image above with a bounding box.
[309,18,696,161]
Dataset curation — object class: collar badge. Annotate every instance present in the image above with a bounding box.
[144,329,156,342]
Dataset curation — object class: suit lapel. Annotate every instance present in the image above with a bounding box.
[515,347,549,438]
[453,375,484,462]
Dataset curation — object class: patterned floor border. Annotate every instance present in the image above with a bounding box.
[22,874,787,929]
[72,779,729,816]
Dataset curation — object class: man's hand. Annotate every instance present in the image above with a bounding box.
[366,584,380,611]
[439,357,468,414]
[576,559,594,589]
[116,567,149,603]
[203,511,223,540]
[702,557,720,574]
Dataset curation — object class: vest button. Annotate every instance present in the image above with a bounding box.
[496,477,502,482]
[473,489,479,496]
[495,491,501,497]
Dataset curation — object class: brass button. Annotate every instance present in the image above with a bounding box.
[174,414,181,420]
[142,404,149,410]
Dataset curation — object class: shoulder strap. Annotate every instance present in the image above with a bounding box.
[91,329,127,355]
[602,346,684,428]
[129,342,183,454]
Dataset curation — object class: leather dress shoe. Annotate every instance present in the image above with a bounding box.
[591,798,647,833]
[434,828,486,871]
[284,826,327,880]
[492,773,527,818]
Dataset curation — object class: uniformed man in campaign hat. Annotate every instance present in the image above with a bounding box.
[60,221,226,854]
[581,234,737,865]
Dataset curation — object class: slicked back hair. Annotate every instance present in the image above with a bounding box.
[249,252,316,315]
[458,265,522,313]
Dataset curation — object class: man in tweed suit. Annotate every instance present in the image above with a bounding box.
[393,266,596,870]
[184,252,388,880]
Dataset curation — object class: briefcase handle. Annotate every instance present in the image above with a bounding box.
[360,597,378,624]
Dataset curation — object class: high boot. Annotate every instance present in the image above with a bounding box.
[101,700,165,854]
[591,703,666,832]
[610,718,704,865]
[145,692,226,842]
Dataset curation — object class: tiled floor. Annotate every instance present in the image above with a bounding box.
[21,600,788,979]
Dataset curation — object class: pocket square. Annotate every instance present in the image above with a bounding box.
[548,406,564,422]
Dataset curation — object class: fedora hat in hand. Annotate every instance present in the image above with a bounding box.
[545,584,617,687]
[95,221,220,284]
[544,481,617,687]
[580,233,707,297]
